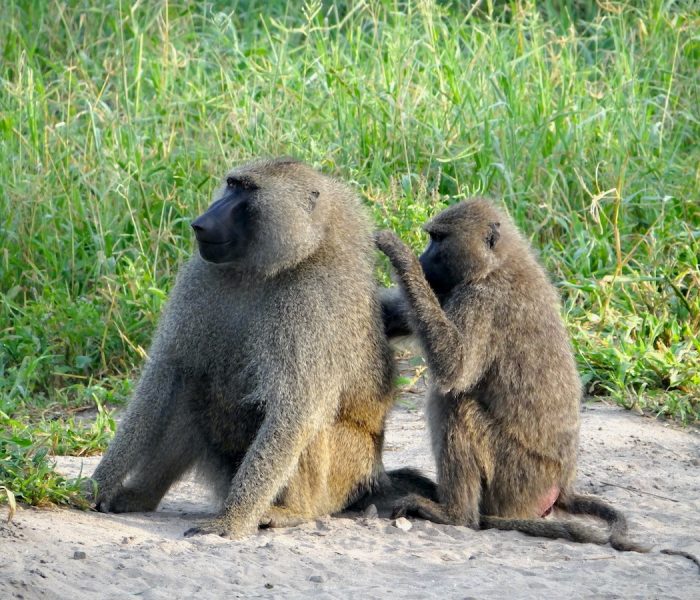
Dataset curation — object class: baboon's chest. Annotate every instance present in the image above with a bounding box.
[189,380,266,456]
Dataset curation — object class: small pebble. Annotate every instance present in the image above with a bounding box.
[264,583,273,589]
[309,575,324,583]
[73,551,87,560]
[393,517,412,531]
[363,504,378,520]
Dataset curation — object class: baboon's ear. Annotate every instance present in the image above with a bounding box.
[307,189,320,212]
[486,222,501,249]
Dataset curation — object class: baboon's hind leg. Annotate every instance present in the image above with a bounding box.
[267,421,379,527]
[390,449,482,527]
[396,400,492,526]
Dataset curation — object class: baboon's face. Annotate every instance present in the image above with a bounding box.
[418,231,463,296]
[419,200,502,293]
[191,175,257,264]
[191,159,326,272]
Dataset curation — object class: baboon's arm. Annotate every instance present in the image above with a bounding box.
[375,230,493,393]
[216,375,334,537]
[92,359,183,504]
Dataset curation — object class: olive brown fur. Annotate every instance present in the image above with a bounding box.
[375,198,647,552]
[91,158,396,538]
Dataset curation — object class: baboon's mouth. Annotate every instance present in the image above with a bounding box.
[196,238,242,264]
[196,238,234,246]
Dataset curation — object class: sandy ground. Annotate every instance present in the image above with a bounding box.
[2,371,699,599]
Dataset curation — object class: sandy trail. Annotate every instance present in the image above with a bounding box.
[2,388,698,599]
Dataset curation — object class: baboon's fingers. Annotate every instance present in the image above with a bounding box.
[391,493,423,519]
[374,231,415,270]
[390,498,411,519]
[260,507,308,529]
[391,494,462,526]
[93,483,127,513]
[184,516,253,540]
[374,229,402,251]
[183,518,227,538]
[258,515,272,528]
[96,487,161,514]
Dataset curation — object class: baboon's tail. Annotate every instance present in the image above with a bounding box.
[556,492,648,552]
[385,467,438,501]
[558,492,700,566]
[480,491,649,553]
[480,515,611,546]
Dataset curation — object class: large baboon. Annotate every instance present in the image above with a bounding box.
[91,158,396,538]
[375,198,646,552]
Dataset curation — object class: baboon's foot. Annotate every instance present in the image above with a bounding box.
[391,493,419,519]
[259,506,309,529]
[391,493,479,528]
[96,487,160,513]
[184,516,256,540]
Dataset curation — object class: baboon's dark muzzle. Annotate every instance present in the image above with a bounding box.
[191,193,252,264]
[191,211,229,245]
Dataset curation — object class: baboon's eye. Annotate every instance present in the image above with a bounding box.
[430,232,447,243]
[226,176,257,190]
[305,190,320,212]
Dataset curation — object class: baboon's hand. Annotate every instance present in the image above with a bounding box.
[80,477,99,506]
[96,487,161,513]
[374,230,419,275]
[93,492,118,513]
[184,516,257,540]
[90,480,126,513]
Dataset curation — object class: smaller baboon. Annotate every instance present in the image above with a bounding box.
[375,198,647,552]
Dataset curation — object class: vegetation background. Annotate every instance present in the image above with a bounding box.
[1,0,698,507]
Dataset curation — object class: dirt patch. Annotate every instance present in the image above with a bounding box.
[2,382,698,598]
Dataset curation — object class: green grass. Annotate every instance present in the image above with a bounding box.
[1,0,698,505]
